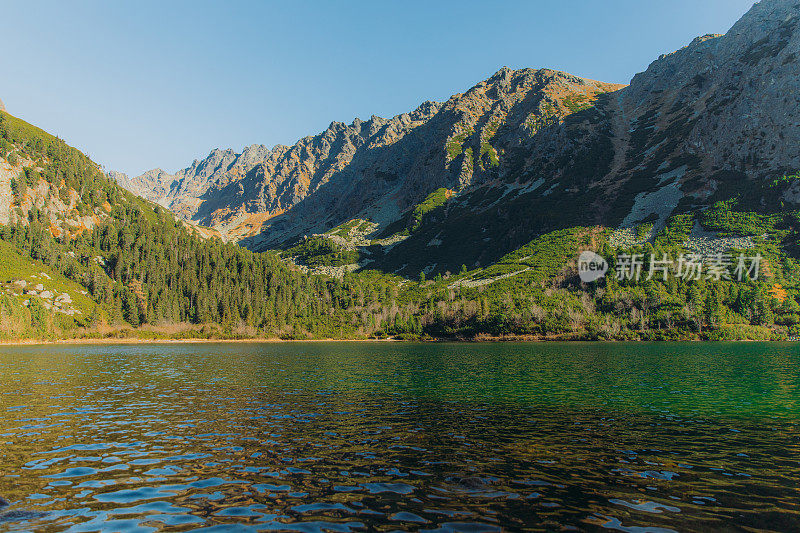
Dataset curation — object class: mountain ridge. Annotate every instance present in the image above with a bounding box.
[115,0,800,277]
[119,68,623,247]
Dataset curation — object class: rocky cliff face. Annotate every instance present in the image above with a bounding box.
[112,144,272,220]
[608,0,800,196]
[125,70,622,243]
[122,0,800,274]
[373,0,800,274]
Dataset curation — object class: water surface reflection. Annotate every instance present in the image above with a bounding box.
[0,342,799,531]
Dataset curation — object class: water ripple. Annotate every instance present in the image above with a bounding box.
[0,342,798,531]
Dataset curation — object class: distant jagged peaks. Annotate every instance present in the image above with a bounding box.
[120,67,621,245]
[0,97,6,112]
[118,0,800,270]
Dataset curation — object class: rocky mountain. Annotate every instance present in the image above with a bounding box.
[121,0,800,276]
[113,145,275,240]
[375,0,800,274]
[124,71,622,245]
[0,97,6,113]
[4,0,800,342]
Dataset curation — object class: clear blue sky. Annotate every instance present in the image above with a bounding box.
[1,0,756,177]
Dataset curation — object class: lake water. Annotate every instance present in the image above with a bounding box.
[0,342,799,532]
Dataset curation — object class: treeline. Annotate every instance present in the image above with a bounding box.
[1,209,407,338]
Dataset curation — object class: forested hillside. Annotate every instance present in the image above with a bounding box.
[0,109,403,340]
[3,0,800,342]
[2,97,800,342]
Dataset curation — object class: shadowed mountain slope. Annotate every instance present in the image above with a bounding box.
[120,0,800,276]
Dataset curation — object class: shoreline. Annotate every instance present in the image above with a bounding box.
[0,336,790,346]
[0,337,407,347]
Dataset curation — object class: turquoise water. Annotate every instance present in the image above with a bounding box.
[0,342,799,531]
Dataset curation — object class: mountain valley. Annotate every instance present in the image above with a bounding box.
[1,0,799,341]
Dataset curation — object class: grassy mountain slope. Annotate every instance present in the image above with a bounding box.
[0,239,101,339]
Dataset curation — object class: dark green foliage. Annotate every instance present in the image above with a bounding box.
[378,188,450,238]
[700,200,779,236]
[9,175,23,199]
[286,237,359,267]
[654,214,694,248]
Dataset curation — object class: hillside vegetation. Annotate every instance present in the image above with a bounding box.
[3,105,800,342]
[4,0,800,342]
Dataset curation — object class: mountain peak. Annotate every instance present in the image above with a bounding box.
[488,66,513,82]
[730,0,800,31]
[0,97,5,112]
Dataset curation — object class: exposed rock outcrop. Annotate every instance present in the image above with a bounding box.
[1,156,106,237]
